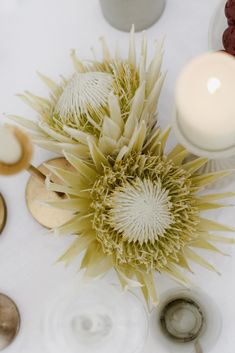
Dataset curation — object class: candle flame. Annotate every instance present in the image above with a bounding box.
[207,77,221,95]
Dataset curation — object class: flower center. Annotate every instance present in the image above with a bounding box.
[109,178,174,244]
[55,72,113,120]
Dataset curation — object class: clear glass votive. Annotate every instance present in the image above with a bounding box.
[41,280,148,353]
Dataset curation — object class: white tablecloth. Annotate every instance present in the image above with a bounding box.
[1,0,235,352]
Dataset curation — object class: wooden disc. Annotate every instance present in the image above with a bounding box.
[25,158,75,229]
[0,294,20,351]
[0,195,7,234]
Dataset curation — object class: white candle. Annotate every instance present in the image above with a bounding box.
[175,52,235,152]
[0,125,22,164]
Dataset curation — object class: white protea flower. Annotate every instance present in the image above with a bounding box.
[10,27,164,157]
[110,178,173,244]
[55,72,113,120]
[44,126,234,307]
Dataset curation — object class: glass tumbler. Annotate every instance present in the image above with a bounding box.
[41,279,148,353]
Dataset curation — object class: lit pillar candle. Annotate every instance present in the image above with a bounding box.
[0,125,22,164]
[174,52,235,156]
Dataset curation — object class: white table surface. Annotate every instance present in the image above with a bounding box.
[1,0,235,352]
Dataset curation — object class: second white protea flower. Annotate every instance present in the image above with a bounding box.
[11,27,164,157]
[44,125,234,307]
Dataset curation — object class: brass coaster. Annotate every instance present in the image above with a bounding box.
[0,294,20,351]
[25,158,75,229]
[0,195,7,234]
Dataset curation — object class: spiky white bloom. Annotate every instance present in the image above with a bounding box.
[44,126,234,307]
[110,178,173,244]
[55,72,113,121]
[10,27,165,157]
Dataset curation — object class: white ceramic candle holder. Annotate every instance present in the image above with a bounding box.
[173,111,235,160]
[99,0,166,32]
[173,111,235,187]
